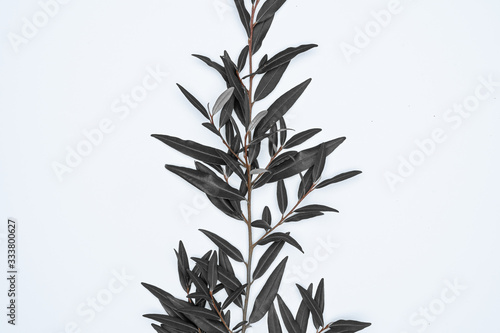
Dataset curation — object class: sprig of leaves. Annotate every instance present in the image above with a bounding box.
[143,1,370,333]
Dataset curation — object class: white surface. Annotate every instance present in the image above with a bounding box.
[1,0,499,332]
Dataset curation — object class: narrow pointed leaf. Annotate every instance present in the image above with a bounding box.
[178,306,220,321]
[279,117,287,146]
[151,324,170,333]
[256,0,286,23]
[297,284,324,329]
[217,151,246,181]
[296,284,313,333]
[255,62,289,101]
[312,143,326,182]
[268,137,346,182]
[284,211,324,223]
[255,45,318,75]
[277,295,301,333]
[152,134,225,165]
[222,284,247,309]
[295,204,338,213]
[277,180,288,214]
[263,206,272,225]
[199,229,245,263]
[252,219,271,230]
[208,252,218,292]
[284,128,322,149]
[252,16,274,53]
[248,110,268,132]
[212,87,235,115]
[255,79,312,136]
[250,168,269,175]
[249,257,288,323]
[257,232,303,253]
[253,240,285,279]
[192,54,228,82]
[143,314,198,333]
[268,303,282,333]
[314,279,325,314]
[234,0,251,37]
[238,45,249,71]
[316,171,362,189]
[187,270,210,296]
[176,84,209,119]
[165,165,245,201]
[326,320,371,332]
[203,122,223,138]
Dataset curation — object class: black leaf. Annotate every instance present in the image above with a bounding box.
[238,45,249,71]
[254,62,289,101]
[143,314,198,333]
[277,180,288,214]
[312,143,326,183]
[316,171,362,189]
[253,240,285,280]
[152,134,225,165]
[249,257,288,323]
[326,320,371,332]
[165,165,246,201]
[176,84,209,120]
[257,232,303,253]
[252,16,274,54]
[192,54,228,82]
[284,211,324,223]
[295,205,338,213]
[255,45,318,75]
[277,294,301,333]
[208,252,218,292]
[256,0,287,23]
[234,0,251,37]
[296,284,324,329]
[255,79,312,136]
[199,229,245,263]
[284,128,322,149]
[268,303,282,333]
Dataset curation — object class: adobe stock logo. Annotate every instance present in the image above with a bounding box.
[8,0,73,53]
[385,74,499,192]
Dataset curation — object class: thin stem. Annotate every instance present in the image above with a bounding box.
[210,292,233,333]
[241,2,260,332]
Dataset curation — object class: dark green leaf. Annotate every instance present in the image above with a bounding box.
[316,171,362,189]
[175,241,190,293]
[252,16,274,54]
[252,219,271,230]
[187,270,210,296]
[255,45,318,75]
[199,229,245,263]
[254,62,289,101]
[176,84,209,120]
[295,205,338,213]
[297,284,324,329]
[217,265,243,291]
[253,240,285,279]
[326,320,371,332]
[296,284,313,333]
[238,45,249,71]
[277,294,301,333]
[257,232,303,253]
[203,122,223,138]
[284,128,322,149]
[208,252,218,292]
[192,54,228,82]
[277,180,288,214]
[284,212,324,223]
[314,279,325,314]
[279,117,287,146]
[268,303,282,333]
[222,284,247,309]
[152,134,225,165]
[217,151,246,181]
[249,257,288,323]
[263,206,272,225]
[268,137,346,182]
[165,165,246,201]
[312,143,326,182]
[178,306,220,321]
[255,79,312,136]
[143,314,198,333]
[259,54,268,68]
[234,0,251,37]
[256,0,286,23]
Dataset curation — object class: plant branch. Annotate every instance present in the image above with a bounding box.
[210,292,233,333]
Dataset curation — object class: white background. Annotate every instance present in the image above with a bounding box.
[1,0,499,332]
